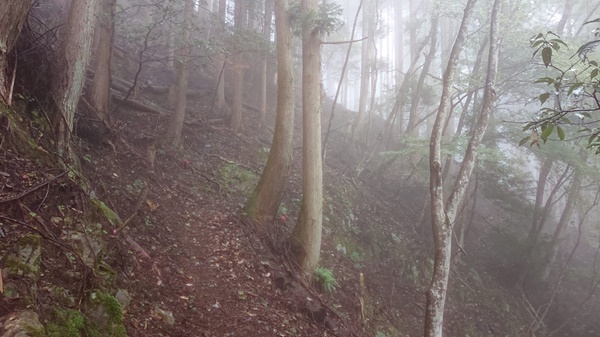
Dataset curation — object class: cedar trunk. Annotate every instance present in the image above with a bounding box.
[245,0,294,228]
[230,0,246,132]
[0,1,31,102]
[290,0,323,276]
[89,0,116,121]
[54,0,100,157]
[167,0,194,147]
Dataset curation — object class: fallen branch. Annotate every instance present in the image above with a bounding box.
[0,171,67,205]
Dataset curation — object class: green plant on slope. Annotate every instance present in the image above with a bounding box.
[314,266,338,293]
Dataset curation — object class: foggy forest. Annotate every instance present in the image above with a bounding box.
[1,0,600,336]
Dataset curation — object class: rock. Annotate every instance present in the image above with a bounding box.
[115,289,132,310]
[153,306,175,325]
[1,310,44,337]
[69,230,103,268]
[4,235,41,280]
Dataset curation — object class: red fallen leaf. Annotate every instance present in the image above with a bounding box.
[280,215,287,222]
[21,174,29,180]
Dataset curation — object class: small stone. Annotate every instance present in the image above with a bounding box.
[115,289,132,309]
[154,306,175,325]
[1,310,43,337]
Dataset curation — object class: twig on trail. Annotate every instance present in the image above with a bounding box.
[207,154,258,173]
[116,185,148,234]
[0,171,67,204]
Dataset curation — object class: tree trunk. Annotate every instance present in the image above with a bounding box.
[406,14,438,136]
[54,0,100,158]
[246,0,294,229]
[0,1,31,103]
[425,0,492,335]
[539,171,582,282]
[167,0,194,147]
[230,0,246,132]
[290,0,323,276]
[213,0,227,112]
[349,0,373,142]
[259,0,274,126]
[89,0,116,122]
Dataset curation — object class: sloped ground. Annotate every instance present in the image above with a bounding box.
[3,76,599,337]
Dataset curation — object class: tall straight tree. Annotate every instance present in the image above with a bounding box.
[167,0,194,147]
[230,0,247,132]
[0,1,31,104]
[425,0,500,335]
[246,0,294,229]
[259,0,274,126]
[213,0,227,112]
[54,0,100,158]
[289,0,323,276]
[89,0,116,122]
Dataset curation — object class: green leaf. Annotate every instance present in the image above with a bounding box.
[534,77,554,84]
[592,68,599,79]
[540,123,554,142]
[518,136,531,147]
[581,112,592,118]
[539,92,551,104]
[556,126,565,140]
[588,134,597,145]
[542,47,553,67]
[567,82,584,96]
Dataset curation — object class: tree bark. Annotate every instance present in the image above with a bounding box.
[290,0,323,276]
[539,170,582,282]
[54,0,100,158]
[425,0,490,335]
[349,0,374,142]
[167,0,194,147]
[0,1,31,103]
[246,0,294,229]
[259,0,274,126]
[213,0,227,112]
[230,0,246,132]
[406,14,438,136]
[89,0,116,122]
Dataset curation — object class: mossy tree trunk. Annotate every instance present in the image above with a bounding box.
[0,1,31,104]
[53,0,100,158]
[246,0,294,229]
[289,0,323,277]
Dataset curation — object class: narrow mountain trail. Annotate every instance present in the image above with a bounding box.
[78,118,358,336]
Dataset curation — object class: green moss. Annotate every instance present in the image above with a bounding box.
[25,325,46,337]
[91,199,121,227]
[46,309,85,337]
[218,163,258,197]
[87,291,128,337]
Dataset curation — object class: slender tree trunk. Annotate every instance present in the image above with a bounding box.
[214,0,227,112]
[89,0,116,122]
[290,0,323,276]
[0,1,30,103]
[539,171,582,282]
[167,0,193,147]
[406,14,438,136]
[425,0,494,335]
[350,0,373,142]
[246,0,294,229]
[259,0,274,126]
[230,0,246,132]
[54,0,100,158]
